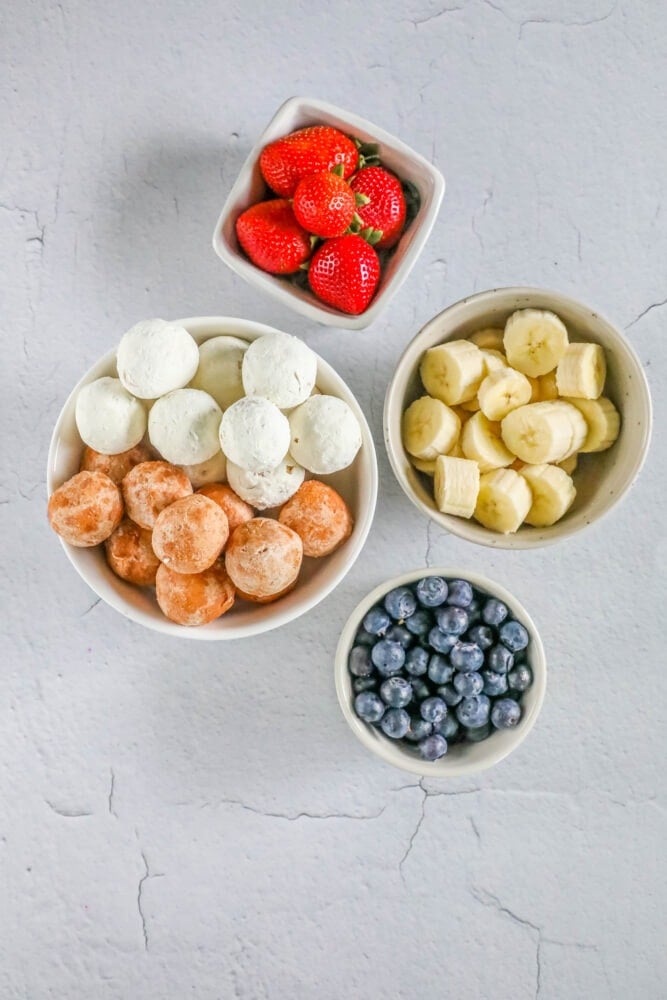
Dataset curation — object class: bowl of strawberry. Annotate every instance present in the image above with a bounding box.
[213,97,445,330]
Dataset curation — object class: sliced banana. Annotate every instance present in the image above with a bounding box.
[474,468,533,534]
[434,455,480,518]
[478,368,532,422]
[557,452,578,474]
[461,412,514,472]
[411,455,436,476]
[500,401,585,465]
[520,463,576,527]
[562,397,621,452]
[556,342,606,399]
[402,396,461,460]
[481,348,509,374]
[503,309,569,377]
[469,328,505,351]
[420,340,485,405]
[538,370,559,401]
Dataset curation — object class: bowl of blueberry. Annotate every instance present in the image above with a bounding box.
[334,569,546,776]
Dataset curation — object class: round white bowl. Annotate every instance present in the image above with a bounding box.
[47,316,378,639]
[384,287,652,548]
[334,568,547,777]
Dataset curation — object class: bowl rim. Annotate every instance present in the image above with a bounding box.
[212,95,446,331]
[334,566,547,777]
[46,315,379,640]
[383,285,653,549]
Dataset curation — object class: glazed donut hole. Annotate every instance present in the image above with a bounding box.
[155,561,236,626]
[196,483,255,533]
[151,494,229,574]
[278,480,353,558]
[48,471,123,547]
[121,461,193,529]
[105,519,161,586]
[225,518,303,603]
[80,443,152,484]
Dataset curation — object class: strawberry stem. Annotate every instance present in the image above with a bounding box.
[354,192,370,206]
[331,163,345,177]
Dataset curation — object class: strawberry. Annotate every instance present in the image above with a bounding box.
[293,170,357,238]
[308,234,380,315]
[260,126,358,198]
[235,199,312,275]
[349,166,407,249]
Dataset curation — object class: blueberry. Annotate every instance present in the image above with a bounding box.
[418,734,448,761]
[371,639,406,676]
[363,606,392,636]
[466,624,495,650]
[499,620,530,652]
[415,576,448,607]
[420,696,448,723]
[405,646,430,676]
[508,664,533,692]
[491,697,522,729]
[354,627,376,646]
[481,670,508,697]
[454,671,483,697]
[386,624,413,648]
[487,644,514,674]
[446,579,473,607]
[450,642,484,672]
[411,678,431,702]
[384,586,417,621]
[428,626,457,653]
[354,692,385,722]
[380,707,411,739]
[380,676,413,708]
[438,683,463,707]
[405,608,433,638]
[456,694,491,728]
[427,653,454,685]
[436,606,469,636]
[348,645,373,678]
[434,714,460,739]
[353,677,377,693]
[405,717,433,742]
[465,722,492,742]
[482,598,508,627]
[466,598,482,625]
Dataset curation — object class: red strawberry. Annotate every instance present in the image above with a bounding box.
[260,126,358,198]
[293,170,357,238]
[235,199,312,274]
[308,234,380,315]
[349,166,407,249]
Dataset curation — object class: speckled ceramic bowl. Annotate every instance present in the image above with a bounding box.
[384,287,652,548]
[334,568,547,777]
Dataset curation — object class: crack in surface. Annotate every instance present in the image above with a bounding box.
[137,851,164,952]
[80,597,101,617]
[45,800,92,818]
[424,519,436,567]
[201,798,387,823]
[398,782,428,880]
[519,2,617,37]
[626,296,667,330]
[108,769,117,817]
[406,5,464,27]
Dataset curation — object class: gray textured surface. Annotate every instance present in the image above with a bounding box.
[2,1,666,997]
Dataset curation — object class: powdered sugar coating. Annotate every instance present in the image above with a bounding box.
[178,450,227,489]
[48,471,123,547]
[148,388,222,466]
[219,396,290,473]
[288,395,362,474]
[226,454,304,510]
[152,494,229,574]
[225,518,303,603]
[117,318,199,399]
[75,377,147,455]
[189,335,248,410]
[156,562,236,626]
[242,332,317,409]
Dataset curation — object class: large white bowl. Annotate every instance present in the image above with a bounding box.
[334,568,547,777]
[212,96,445,330]
[384,287,652,548]
[47,317,378,639]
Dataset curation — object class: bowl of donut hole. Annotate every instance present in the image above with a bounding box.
[47,317,378,639]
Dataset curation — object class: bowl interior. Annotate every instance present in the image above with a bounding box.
[385,287,652,548]
[213,96,445,329]
[335,568,547,777]
[47,316,378,639]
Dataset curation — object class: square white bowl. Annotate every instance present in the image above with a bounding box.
[212,96,445,330]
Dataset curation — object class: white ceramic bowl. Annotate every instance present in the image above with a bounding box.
[384,287,652,549]
[212,96,445,330]
[335,568,547,777]
[47,316,378,639]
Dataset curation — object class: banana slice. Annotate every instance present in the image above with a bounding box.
[469,328,505,351]
[556,343,606,399]
[461,412,515,472]
[478,368,532,421]
[459,395,481,413]
[402,396,461,460]
[434,455,480,518]
[411,455,436,476]
[520,464,576,527]
[504,309,569,377]
[481,349,509,374]
[538,370,559,401]
[501,401,586,464]
[557,453,578,474]
[562,397,621,452]
[420,340,485,405]
[474,468,533,534]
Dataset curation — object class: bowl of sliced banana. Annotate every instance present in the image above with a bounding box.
[384,287,652,548]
